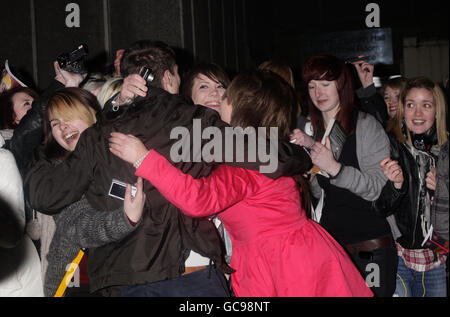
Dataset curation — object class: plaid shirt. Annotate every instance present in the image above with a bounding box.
[396,241,447,272]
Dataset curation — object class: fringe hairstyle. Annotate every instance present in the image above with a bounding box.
[301,55,357,137]
[387,76,448,146]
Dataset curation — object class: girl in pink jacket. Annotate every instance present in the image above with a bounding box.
[109,70,373,297]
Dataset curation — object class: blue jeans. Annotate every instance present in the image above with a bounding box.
[394,256,447,297]
[119,265,230,297]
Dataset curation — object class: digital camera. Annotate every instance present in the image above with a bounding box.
[108,179,137,201]
[57,44,89,74]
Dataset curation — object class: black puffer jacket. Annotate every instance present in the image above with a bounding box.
[26,87,311,293]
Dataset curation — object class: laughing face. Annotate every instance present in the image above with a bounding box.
[403,88,436,135]
[191,74,226,112]
[49,113,90,152]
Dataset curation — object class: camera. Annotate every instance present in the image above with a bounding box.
[57,44,89,74]
[139,66,154,85]
[108,179,137,201]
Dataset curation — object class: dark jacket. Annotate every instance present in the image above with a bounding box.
[373,133,438,249]
[356,84,389,128]
[8,80,64,177]
[26,87,311,293]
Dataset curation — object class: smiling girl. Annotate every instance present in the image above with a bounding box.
[108,70,373,297]
[382,77,448,297]
[35,87,145,297]
[181,63,230,112]
[45,88,98,153]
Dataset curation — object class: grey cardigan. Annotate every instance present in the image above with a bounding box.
[311,112,389,202]
[44,197,137,297]
[432,141,449,241]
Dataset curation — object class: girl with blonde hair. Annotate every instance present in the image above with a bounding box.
[378,77,448,297]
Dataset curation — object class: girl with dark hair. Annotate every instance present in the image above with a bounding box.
[291,55,398,297]
[180,62,230,112]
[0,86,38,130]
[0,86,39,157]
[180,63,233,268]
[108,70,372,297]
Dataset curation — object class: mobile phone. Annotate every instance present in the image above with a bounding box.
[139,67,154,84]
[108,179,137,201]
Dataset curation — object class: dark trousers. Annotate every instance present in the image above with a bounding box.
[65,283,101,297]
[349,244,398,297]
[119,265,230,297]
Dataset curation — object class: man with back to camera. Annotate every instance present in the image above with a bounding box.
[26,40,311,296]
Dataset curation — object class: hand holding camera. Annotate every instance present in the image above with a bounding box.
[123,177,146,224]
[117,67,155,105]
[53,61,86,88]
[57,44,89,74]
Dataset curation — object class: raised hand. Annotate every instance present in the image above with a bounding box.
[113,49,125,77]
[53,61,86,88]
[117,74,148,104]
[351,56,375,89]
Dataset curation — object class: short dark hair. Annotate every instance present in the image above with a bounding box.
[180,63,230,99]
[0,86,39,129]
[120,40,177,89]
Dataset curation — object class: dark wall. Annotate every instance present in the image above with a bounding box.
[34,0,106,88]
[0,0,35,88]
[1,0,448,90]
[181,0,251,77]
[0,0,250,89]
[244,0,449,78]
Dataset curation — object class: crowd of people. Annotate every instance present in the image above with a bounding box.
[0,39,448,298]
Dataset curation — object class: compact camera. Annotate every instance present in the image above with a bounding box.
[108,179,137,201]
[57,44,89,74]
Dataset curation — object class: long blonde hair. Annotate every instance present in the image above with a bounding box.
[387,77,448,146]
[97,77,123,108]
